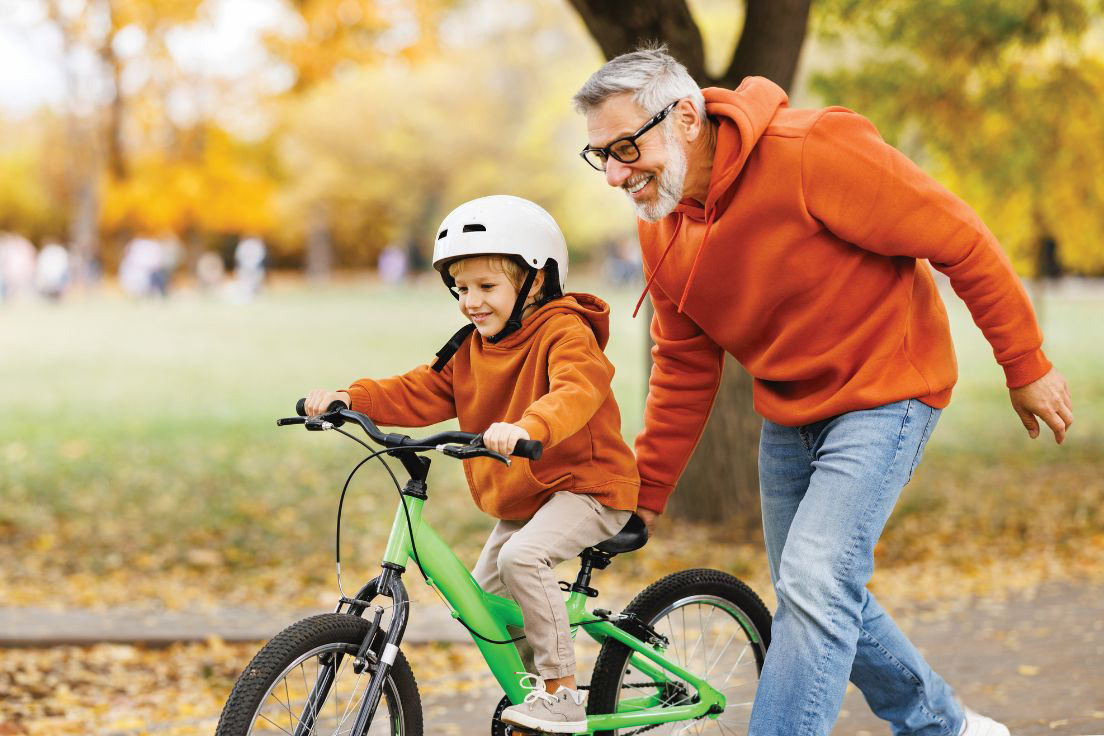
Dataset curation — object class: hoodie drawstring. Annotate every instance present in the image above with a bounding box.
[676,211,715,313]
[632,214,684,318]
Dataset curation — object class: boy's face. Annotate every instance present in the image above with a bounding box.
[452,256,520,337]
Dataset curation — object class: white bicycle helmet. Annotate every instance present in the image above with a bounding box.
[429,195,570,370]
[432,195,568,292]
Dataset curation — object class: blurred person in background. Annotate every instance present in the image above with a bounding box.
[0,233,37,302]
[378,242,409,285]
[152,233,183,297]
[195,251,226,293]
[601,234,643,287]
[35,241,70,301]
[118,236,166,298]
[232,235,266,301]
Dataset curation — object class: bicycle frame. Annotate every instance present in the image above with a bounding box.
[375,493,729,734]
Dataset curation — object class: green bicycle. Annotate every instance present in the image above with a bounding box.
[216,401,772,735]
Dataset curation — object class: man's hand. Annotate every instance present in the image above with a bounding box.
[483,422,530,456]
[635,507,659,530]
[305,389,350,417]
[1009,367,1073,444]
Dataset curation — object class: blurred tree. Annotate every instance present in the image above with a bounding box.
[273,0,453,90]
[267,0,457,276]
[814,0,1104,277]
[43,0,205,275]
[274,1,626,270]
[568,0,813,530]
[101,126,276,238]
[0,118,68,243]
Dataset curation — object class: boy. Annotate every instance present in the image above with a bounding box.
[305,195,640,733]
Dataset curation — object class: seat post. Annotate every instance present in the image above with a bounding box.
[568,548,612,598]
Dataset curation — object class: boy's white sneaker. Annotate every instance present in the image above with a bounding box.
[960,707,1011,736]
[500,675,587,734]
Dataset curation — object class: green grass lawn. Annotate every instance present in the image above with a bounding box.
[1,276,1101,608]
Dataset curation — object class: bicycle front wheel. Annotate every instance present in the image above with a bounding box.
[216,613,422,736]
[587,568,771,736]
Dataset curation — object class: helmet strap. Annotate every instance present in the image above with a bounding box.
[431,323,476,372]
[432,264,556,371]
[487,266,538,345]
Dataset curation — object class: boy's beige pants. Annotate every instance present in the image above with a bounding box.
[472,491,631,680]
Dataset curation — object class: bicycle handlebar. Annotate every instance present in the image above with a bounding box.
[285,398,543,462]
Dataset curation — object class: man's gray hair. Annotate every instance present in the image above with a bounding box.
[573,44,706,123]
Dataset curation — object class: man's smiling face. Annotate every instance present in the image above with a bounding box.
[584,93,688,222]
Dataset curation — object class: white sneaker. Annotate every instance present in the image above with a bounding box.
[961,707,1011,736]
[500,674,587,734]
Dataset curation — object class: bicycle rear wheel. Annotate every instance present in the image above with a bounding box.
[587,569,771,736]
[216,613,422,736]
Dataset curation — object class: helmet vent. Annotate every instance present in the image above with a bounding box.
[437,229,448,240]
[462,223,487,233]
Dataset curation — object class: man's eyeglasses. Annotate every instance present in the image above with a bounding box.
[579,100,679,172]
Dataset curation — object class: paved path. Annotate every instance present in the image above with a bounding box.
[3,582,1102,734]
[418,582,1104,736]
[0,602,467,647]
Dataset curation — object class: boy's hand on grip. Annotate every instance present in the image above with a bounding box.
[483,422,530,456]
[305,389,350,417]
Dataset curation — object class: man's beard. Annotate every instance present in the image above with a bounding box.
[630,126,688,223]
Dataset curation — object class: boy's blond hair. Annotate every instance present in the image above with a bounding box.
[448,255,552,301]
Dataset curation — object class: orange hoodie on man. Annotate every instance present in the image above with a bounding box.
[347,293,640,520]
[634,78,1051,514]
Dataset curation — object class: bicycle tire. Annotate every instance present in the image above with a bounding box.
[587,568,771,736]
[216,613,423,736]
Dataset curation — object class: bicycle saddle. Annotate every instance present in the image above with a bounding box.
[594,513,649,555]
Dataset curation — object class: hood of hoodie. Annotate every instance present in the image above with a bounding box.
[676,78,789,221]
[631,77,788,317]
[487,293,610,351]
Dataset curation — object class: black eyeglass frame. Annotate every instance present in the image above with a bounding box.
[579,100,679,172]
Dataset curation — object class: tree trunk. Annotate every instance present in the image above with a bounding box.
[724,0,812,90]
[68,178,100,286]
[50,0,102,286]
[306,204,333,281]
[565,0,706,78]
[568,0,812,527]
[568,0,810,90]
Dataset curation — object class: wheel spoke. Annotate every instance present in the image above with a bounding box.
[717,642,751,691]
[675,604,684,666]
[267,669,303,728]
[703,629,739,679]
[716,717,739,736]
[684,604,713,673]
[334,668,369,735]
[258,711,297,736]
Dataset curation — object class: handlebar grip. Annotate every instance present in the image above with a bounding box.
[296,398,349,417]
[512,439,543,461]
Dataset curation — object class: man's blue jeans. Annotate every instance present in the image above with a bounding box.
[749,399,964,736]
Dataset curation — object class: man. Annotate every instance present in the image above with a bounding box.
[573,46,1073,736]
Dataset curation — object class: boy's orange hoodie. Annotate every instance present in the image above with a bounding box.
[634,78,1051,514]
[346,294,640,520]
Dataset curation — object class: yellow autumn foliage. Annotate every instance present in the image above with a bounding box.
[815,0,1104,275]
[101,127,276,236]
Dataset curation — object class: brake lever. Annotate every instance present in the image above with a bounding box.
[436,443,511,466]
[466,434,511,466]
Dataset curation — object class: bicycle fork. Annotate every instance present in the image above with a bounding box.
[294,566,411,736]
